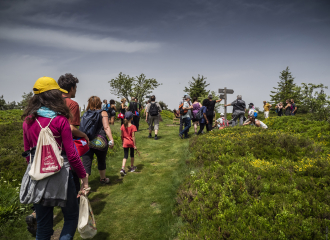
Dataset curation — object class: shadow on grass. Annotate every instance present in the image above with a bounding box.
[89,175,123,192]
[90,193,108,215]
[93,231,110,240]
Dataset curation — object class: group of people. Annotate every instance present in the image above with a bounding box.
[274,99,297,116]
[174,94,270,138]
[21,74,149,239]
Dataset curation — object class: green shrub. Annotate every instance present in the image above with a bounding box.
[161,110,174,120]
[0,110,23,125]
[177,126,330,239]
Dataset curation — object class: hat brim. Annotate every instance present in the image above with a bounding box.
[59,88,68,94]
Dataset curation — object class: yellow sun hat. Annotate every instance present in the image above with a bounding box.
[33,76,68,94]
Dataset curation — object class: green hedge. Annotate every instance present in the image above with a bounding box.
[177,125,330,239]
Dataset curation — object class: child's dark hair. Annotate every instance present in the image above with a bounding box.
[124,117,133,128]
[110,99,115,105]
[193,97,198,102]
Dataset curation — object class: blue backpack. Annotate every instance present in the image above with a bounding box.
[80,110,103,140]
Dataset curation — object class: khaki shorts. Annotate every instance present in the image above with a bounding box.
[149,115,159,130]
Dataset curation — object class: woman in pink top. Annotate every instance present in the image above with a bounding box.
[21,77,88,240]
[192,97,202,134]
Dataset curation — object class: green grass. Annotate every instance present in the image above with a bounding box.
[54,119,190,239]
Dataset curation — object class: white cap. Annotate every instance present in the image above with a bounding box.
[220,113,224,116]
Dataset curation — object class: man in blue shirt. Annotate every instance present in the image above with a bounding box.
[197,99,209,134]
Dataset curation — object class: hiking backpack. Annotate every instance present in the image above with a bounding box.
[149,103,159,116]
[179,103,189,116]
[29,118,64,180]
[80,110,103,140]
[195,107,203,120]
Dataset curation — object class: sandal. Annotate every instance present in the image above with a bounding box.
[100,178,110,184]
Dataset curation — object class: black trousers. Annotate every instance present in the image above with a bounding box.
[206,115,213,131]
[198,123,206,134]
[133,116,140,131]
[124,148,134,159]
[179,116,183,133]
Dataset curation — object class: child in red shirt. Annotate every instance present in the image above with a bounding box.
[120,112,137,176]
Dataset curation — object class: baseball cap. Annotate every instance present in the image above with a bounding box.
[208,94,213,98]
[185,95,191,100]
[33,77,68,95]
[125,111,134,119]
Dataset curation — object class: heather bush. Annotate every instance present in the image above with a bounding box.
[177,123,330,239]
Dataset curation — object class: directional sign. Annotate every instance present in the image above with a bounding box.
[219,94,225,99]
[218,89,234,94]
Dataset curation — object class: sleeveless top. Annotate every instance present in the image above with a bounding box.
[192,103,201,118]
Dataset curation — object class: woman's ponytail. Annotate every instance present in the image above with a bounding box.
[124,118,129,128]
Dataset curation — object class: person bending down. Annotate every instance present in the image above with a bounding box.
[243,116,268,129]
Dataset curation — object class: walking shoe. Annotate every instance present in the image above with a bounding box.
[148,135,152,138]
[179,134,183,139]
[129,166,137,172]
[100,178,110,184]
[26,211,37,236]
[154,136,158,140]
[120,169,126,176]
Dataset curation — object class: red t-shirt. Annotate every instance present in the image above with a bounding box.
[120,124,137,148]
[65,98,80,126]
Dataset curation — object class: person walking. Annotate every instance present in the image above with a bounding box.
[120,98,127,125]
[21,76,89,240]
[291,99,297,115]
[102,99,108,110]
[192,97,202,134]
[178,94,187,134]
[197,99,208,135]
[205,94,222,131]
[224,95,246,127]
[81,96,114,184]
[120,111,138,176]
[108,99,116,125]
[284,99,292,116]
[179,95,193,139]
[128,97,141,131]
[263,101,272,119]
[145,95,162,140]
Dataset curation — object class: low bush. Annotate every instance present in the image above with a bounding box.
[0,110,23,125]
[177,126,330,239]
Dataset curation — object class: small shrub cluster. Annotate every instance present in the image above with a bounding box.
[177,126,330,239]
[0,110,23,125]
[161,110,174,120]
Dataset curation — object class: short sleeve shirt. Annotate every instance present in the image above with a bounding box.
[120,124,137,148]
[182,101,192,119]
[65,98,80,126]
[206,100,216,116]
[264,103,271,111]
[231,99,246,112]
[146,102,162,113]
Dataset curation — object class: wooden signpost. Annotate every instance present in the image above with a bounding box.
[219,87,234,123]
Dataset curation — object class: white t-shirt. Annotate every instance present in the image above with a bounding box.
[256,120,268,129]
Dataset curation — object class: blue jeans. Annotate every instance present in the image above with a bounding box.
[180,117,191,137]
[34,171,79,240]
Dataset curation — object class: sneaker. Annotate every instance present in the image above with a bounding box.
[179,134,183,139]
[120,169,126,176]
[129,166,137,172]
[154,136,158,140]
[26,211,37,236]
[148,135,152,138]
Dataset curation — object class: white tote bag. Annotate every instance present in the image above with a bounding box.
[28,118,63,181]
[78,195,97,239]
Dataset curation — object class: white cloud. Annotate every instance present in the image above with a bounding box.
[0,26,161,53]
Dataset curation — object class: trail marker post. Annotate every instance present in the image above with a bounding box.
[219,88,234,123]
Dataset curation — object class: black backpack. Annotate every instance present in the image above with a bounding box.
[149,102,159,116]
[129,102,138,113]
[80,110,103,140]
[195,107,203,120]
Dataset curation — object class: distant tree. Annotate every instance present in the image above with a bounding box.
[270,67,300,104]
[158,101,168,110]
[109,72,161,104]
[131,73,162,105]
[299,83,330,119]
[109,72,134,101]
[184,74,209,98]
[19,92,33,109]
[0,95,6,110]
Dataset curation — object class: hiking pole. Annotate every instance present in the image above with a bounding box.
[135,149,141,157]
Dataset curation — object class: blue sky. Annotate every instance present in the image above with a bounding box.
[0,0,329,111]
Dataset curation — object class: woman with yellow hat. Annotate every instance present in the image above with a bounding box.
[21,76,89,240]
